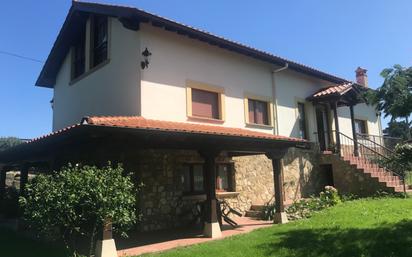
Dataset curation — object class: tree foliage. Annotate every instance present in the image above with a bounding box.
[0,137,23,151]
[384,143,412,179]
[384,120,412,140]
[366,65,412,120]
[19,163,138,257]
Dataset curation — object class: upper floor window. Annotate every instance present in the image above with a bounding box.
[71,27,86,80]
[355,119,368,135]
[192,89,219,119]
[90,15,108,68]
[244,93,273,127]
[186,80,225,121]
[297,102,308,139]
[248,99,269,125]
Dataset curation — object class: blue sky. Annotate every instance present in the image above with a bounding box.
[0,0,411,138]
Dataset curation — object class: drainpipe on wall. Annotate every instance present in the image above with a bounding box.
[271,63,289,135]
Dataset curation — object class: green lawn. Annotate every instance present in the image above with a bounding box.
[1,197,412,257]
[143,197,412,257]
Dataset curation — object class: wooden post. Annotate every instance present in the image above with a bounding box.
[20,164,29,196]
[331,102,341,155]
[95,218,117,257]
[349,105,359,156]
[199,150,221,238]
[266,149,288,224]
[0,167,6,201]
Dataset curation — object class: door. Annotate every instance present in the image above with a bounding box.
[316,105,330,151]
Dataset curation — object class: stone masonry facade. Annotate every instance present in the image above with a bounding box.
[128,147,328,232]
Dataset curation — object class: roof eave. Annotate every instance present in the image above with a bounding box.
[36,1,350,88]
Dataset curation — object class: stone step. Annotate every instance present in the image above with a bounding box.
[250,205,265,211]
[244,210,262,218]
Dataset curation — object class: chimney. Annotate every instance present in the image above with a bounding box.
[355,67,368,87]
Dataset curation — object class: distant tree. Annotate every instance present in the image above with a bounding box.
[20,163,138,257]
[365,64,412,138]
[384,120,412,140]
[0,137,23,151]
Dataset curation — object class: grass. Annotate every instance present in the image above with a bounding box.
[1,197,412,257]
[142,197,412,257]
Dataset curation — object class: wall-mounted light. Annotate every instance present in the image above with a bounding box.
[141,48,152,69]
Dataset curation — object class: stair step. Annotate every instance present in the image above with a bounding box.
[244,210,263,218]
[250,205,265,211]
[341,153,405,193]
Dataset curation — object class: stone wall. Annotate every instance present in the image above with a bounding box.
[127,147,324,232]
[282,147,326,203]
[321,154,391,196]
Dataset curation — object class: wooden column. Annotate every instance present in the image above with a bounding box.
[199,150,221,238]
[0,167,6,201]
[266,149,288,224]
[20,164,29,196]
[349,105,359,156]
[331,102,341,155]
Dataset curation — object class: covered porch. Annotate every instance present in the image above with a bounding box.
[0,116,308,240]
[307,82,368,157]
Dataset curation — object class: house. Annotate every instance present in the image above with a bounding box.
[0,1,403,240]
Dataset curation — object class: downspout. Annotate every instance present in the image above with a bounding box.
[271,63,289,135]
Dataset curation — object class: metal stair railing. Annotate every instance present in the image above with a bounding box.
[337,131,406,194]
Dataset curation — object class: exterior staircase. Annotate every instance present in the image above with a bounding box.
[245,205,265,218]
[340,154,405,193]
[329,131,408,194]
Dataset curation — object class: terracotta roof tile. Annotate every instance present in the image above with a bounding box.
[84,116,305,142]
[311,83,353,99]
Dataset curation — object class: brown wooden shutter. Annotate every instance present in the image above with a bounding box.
[248,99,255,123]
[248,99,269,125]
[192,88,219,119]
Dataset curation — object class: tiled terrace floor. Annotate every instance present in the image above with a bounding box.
[117,217,273,256]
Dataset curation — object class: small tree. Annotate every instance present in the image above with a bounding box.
[19,163,138,257]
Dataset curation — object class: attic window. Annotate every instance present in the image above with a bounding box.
[90,15,108,68]
[71,27,86,80]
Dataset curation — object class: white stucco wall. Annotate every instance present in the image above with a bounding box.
[275,70,330,141]
[51,19,382,141]
[139,24,275,134]
[336,103,381,138]
[53,18,141,130]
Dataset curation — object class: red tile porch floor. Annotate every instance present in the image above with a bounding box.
[117,217,273,256]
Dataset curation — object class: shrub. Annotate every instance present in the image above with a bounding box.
[19,163,138,257]
[286,186,341,220]
[262,202,276,221]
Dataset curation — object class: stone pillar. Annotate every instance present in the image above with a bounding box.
[349,105,359,156]
[266,149,288,224]
[200,150,221,238]
[331,102,341,155]
[20,164,29,196]
[0,167,6,201]
[95,219,117,257]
